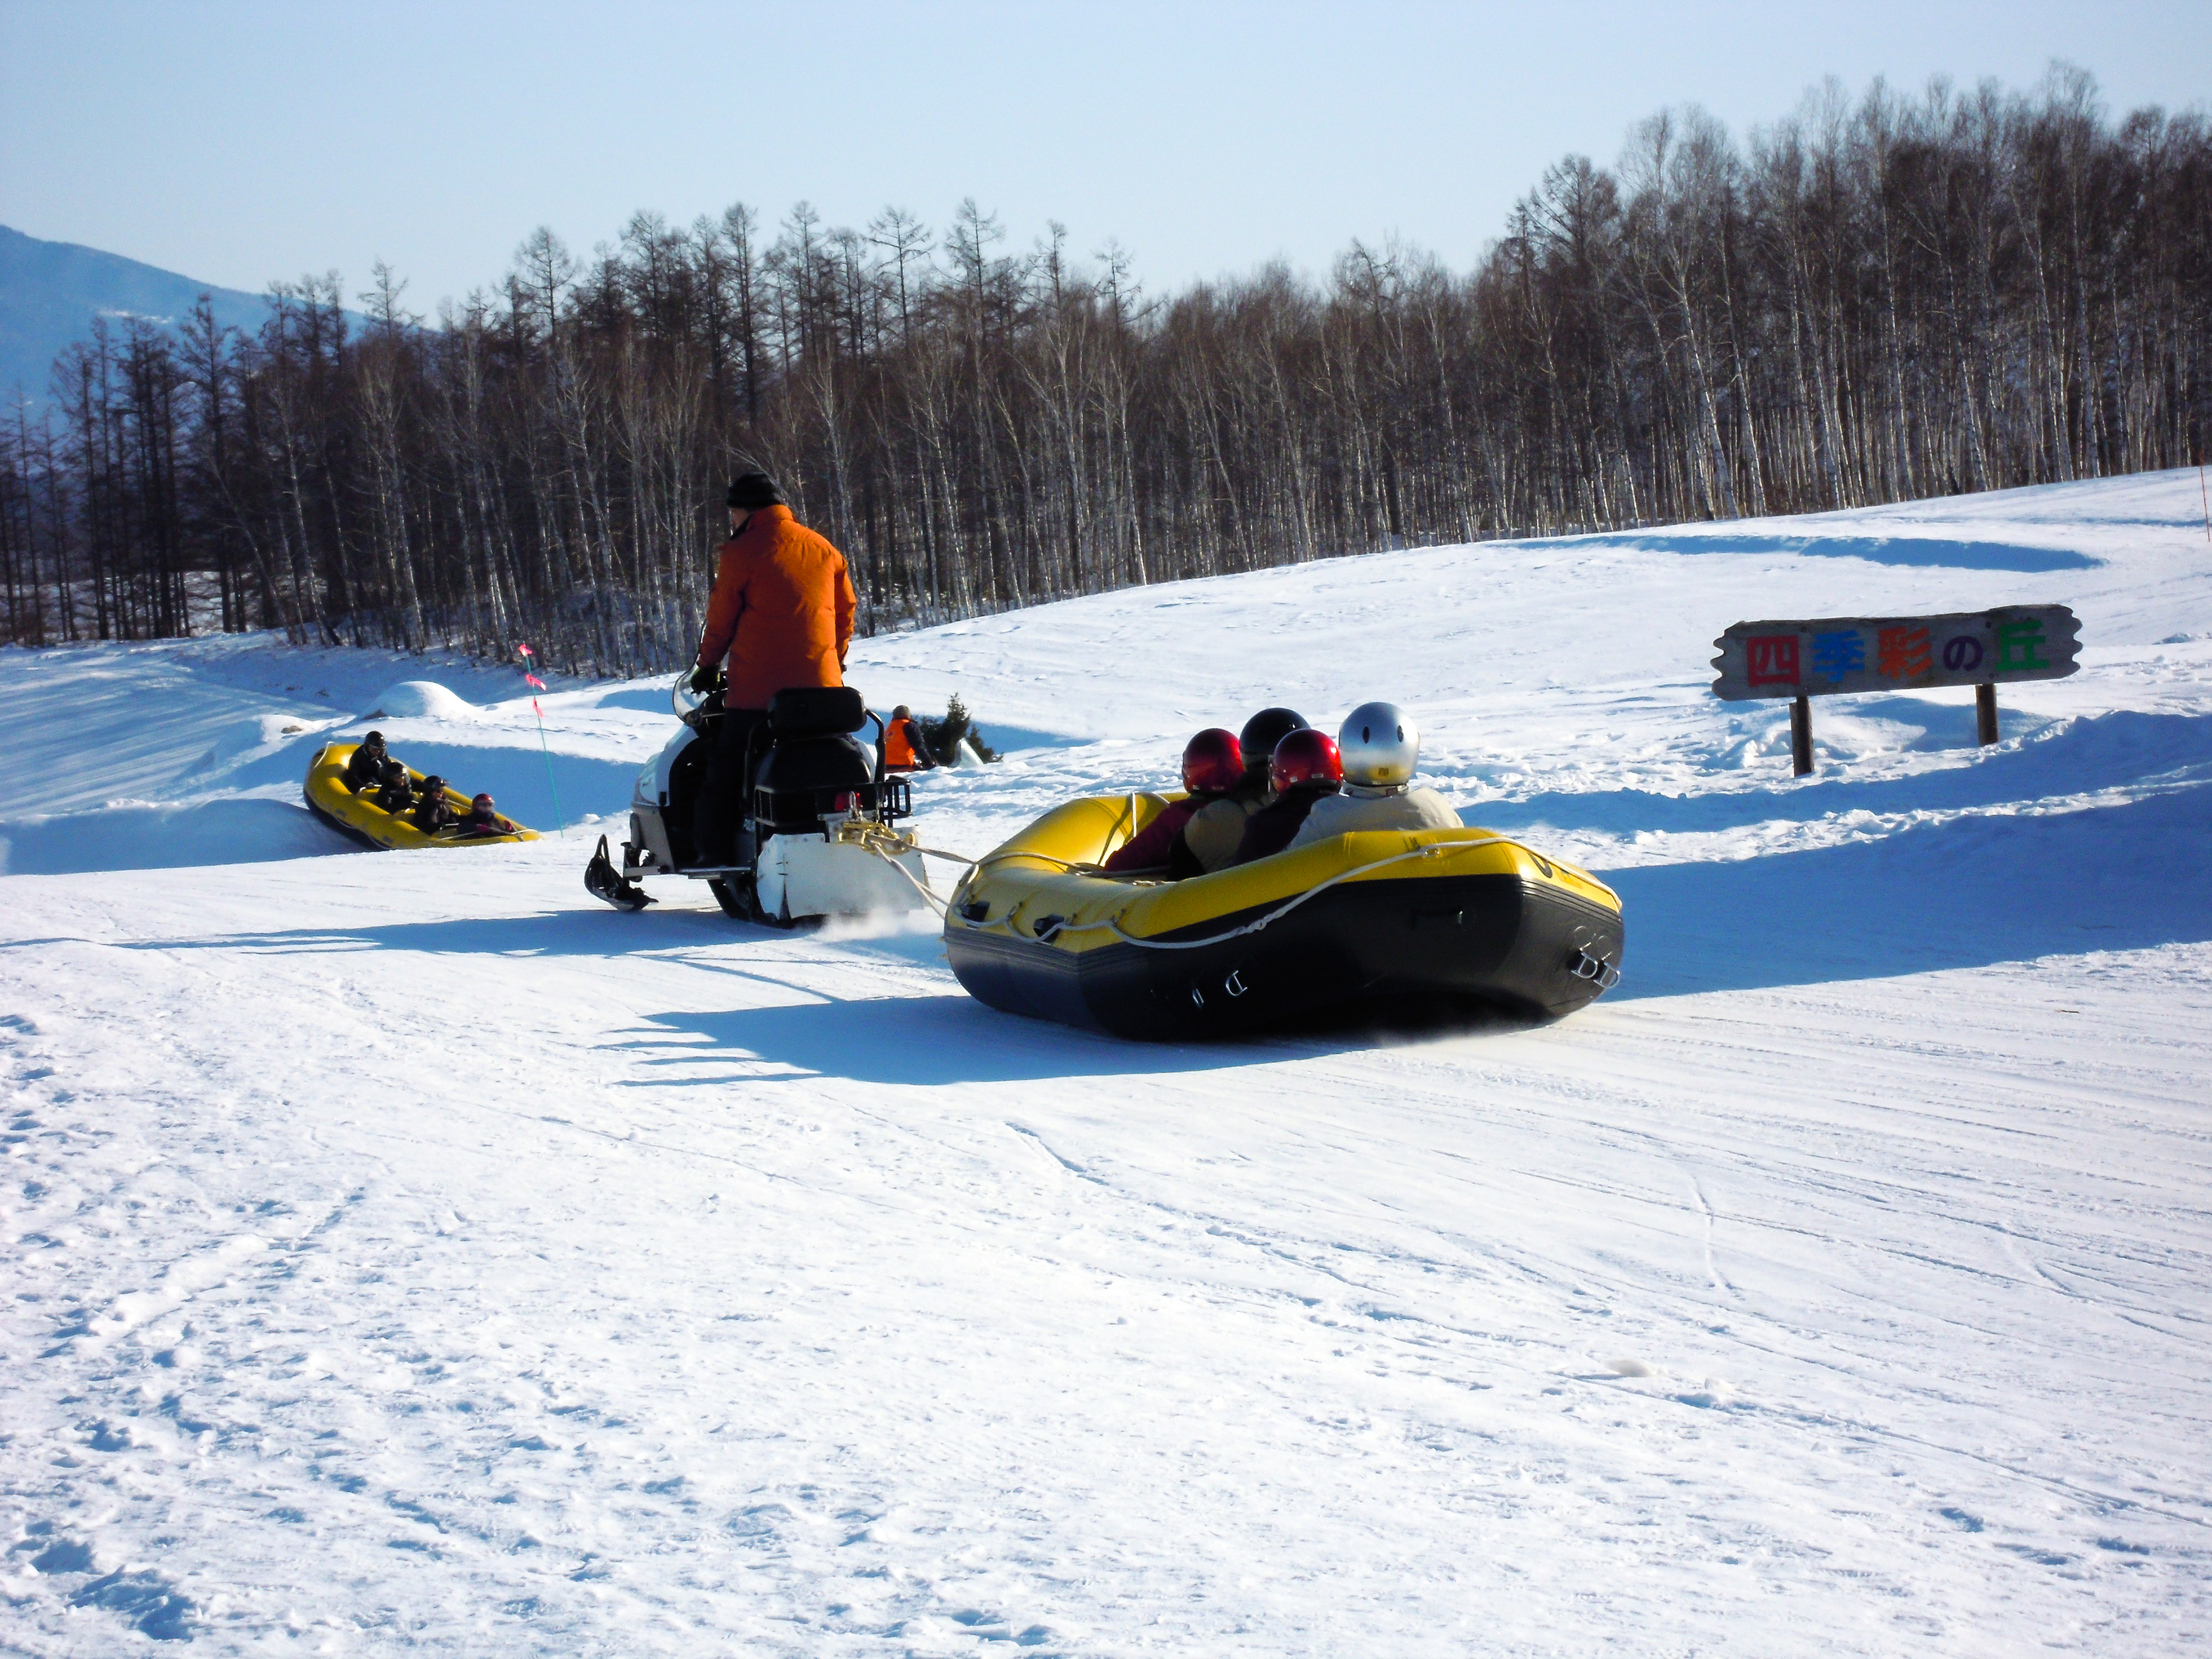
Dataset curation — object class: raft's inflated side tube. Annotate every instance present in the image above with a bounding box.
[942,793,1624,1039]
[303,743,540,851]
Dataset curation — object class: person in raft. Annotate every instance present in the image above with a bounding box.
[883,705,937,771]
[1177,707,1308,874]
[1230,727,1344,865]
[411,775,457,834]
[1102,728,1244,875]
[343,731,391,793]
[1286,701,1459,849]
[456,793,514,837]
[686,470,858,868]
[372,758,416,815]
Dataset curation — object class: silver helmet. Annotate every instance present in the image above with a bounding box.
[1338,701,1419,788]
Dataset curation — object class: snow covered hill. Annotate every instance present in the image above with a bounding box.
[4,472,2209,1655]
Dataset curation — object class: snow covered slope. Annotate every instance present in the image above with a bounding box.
[3,471,2209,1655]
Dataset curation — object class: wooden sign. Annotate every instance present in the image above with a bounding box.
[1711,605,2081,702]
[1710,605,2081,776]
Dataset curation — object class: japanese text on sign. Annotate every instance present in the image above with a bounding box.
[1710,605,2079,701]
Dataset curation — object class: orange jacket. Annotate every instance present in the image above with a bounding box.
[884,715,933,770]
[695,505,857,709]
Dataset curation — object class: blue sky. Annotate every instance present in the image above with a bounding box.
[3,0,2206,312]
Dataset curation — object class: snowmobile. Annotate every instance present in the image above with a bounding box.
[586,675,932,926]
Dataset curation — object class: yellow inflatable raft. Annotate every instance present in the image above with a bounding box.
[944,792,1623,1038]
[303,742,538,850]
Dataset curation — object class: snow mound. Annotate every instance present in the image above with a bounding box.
[365,680,478,720]
[195,712,322,772]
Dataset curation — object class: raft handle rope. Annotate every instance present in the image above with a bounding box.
[1077,841,1492,952]
[1054,835,1618,953]
[842,813,1619,949]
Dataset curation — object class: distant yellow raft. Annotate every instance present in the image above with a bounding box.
[944,792,1624,1037]
[303,742,538,850]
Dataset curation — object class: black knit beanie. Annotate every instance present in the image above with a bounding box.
[727,471,787,511]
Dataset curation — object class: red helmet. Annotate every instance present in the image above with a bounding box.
[1270,728,1343,792]
[1181,728,1244,794]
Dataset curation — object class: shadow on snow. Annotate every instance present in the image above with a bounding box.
[1603,785,2212,999]
[1473,710,2212,839]
[1512,528,2098,572]
[621,995,1287,1084]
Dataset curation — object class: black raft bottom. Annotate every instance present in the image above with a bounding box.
[945,872,1624,1040]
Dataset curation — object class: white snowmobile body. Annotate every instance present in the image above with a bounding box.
[613,685,930,925]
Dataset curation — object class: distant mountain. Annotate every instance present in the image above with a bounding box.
[0,223,279,401]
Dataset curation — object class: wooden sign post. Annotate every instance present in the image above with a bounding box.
[1711,605,2081,777]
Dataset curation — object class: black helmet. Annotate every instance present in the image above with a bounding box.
[362,730,387,750]
[420,775,446,794]
[381,758,407,782]
[1239,707,1308,772]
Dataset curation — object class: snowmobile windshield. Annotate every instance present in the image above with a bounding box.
[672,672,712,719]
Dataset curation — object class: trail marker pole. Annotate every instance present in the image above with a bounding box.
[1790,695,1814,777]
[1976,683,2000,745]
[2199,452,2208,542]
[517,643,568,834]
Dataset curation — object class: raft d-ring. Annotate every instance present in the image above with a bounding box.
[1568,949,1622,991]
[1224,969,1249,998]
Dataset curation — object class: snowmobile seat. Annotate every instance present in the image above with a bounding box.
[767,686,867,739]
[752,732,877,838]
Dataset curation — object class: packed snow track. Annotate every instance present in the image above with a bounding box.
[3,472,2209,1655]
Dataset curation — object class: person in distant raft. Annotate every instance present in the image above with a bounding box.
[1286,702,1459,849]
[411,775,457,835]
[687,471,858,868]
[343,731,390,793]
[456,793,514,838]
[883,704,937,772]
[373,758,417,815]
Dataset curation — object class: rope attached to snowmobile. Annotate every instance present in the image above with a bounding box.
[1083,841,1495,951]
[832,818,981,918]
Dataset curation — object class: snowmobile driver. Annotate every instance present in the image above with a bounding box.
[686,471,858,870]
[1286,702,1459,849]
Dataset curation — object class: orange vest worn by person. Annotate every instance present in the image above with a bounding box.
[884,716,930,770]
[695,504,858,710]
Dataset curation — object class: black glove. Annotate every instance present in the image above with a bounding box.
[687,662,719,695]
